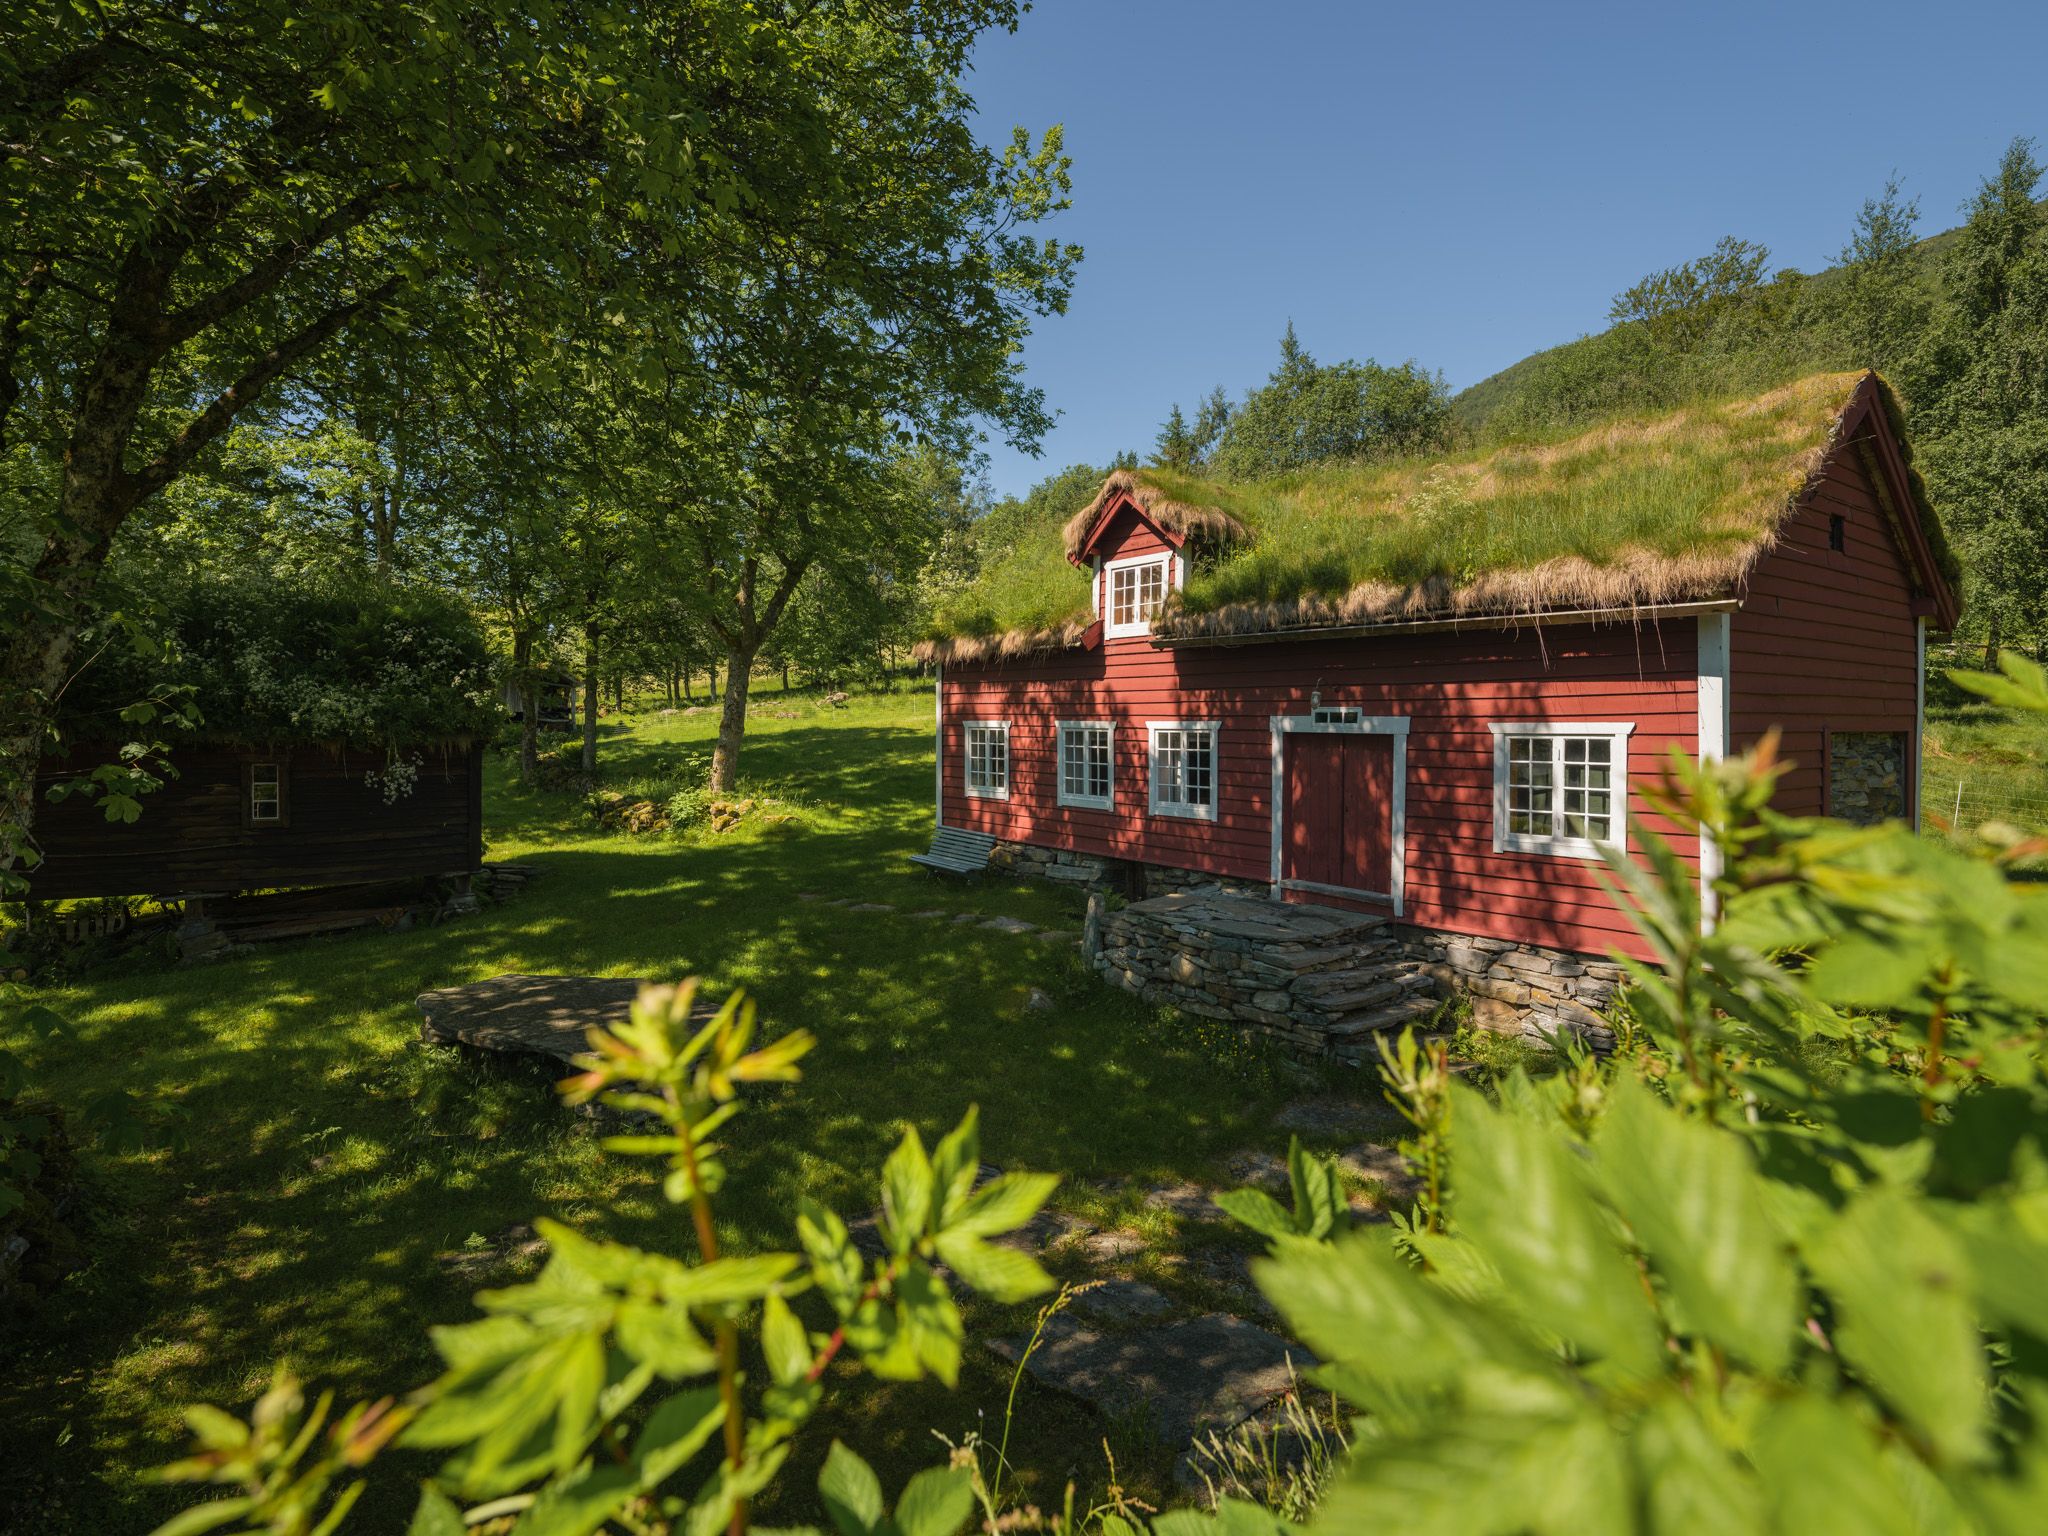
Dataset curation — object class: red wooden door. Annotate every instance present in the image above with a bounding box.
[1282,733,1393,897]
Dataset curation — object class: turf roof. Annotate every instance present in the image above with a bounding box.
[919,372,1950,663]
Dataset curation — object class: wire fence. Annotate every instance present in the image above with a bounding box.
[1920,767,2048,837]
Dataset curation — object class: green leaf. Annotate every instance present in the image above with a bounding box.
[797,1198,863,1314]
[1749,1395,1922,1536]
[1629,1394,1763,1533]
[147,1498,258,1536]
[929,1106,981,1224]
[894,1466,974,1536]
[405,1484,465,1536]
[881,1128,935,1254]
[1287,1136,1340,1240]
[632,1386,724,1488]
[1596,1076,1801,1373]
[1214,1187,1299,1243]
[615,1299,717,1378]
[818,1440,884,1536]
[931,1230,1054,1303]
[1449,1086,1664,1380]
[945,1171,1057,1239]
[761,1293,812,1385]
[1805,1188,1990,1467]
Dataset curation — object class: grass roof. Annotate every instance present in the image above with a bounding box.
[921,372,1945,662]
[61,570,500,748]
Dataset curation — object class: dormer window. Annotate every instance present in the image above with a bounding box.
[1105,554,1171,638]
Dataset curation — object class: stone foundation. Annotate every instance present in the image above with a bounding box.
[1398,927,1626,1049]
[990,841,1268,900]
[1829,731,1908,825]
[1091,890,1440,1065]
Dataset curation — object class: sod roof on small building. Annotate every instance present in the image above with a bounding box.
[919,371,1954,663]
[61,571,501,748]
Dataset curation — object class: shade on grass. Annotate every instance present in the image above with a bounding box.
[924,372,1948,662]
[0,685,1304,1530]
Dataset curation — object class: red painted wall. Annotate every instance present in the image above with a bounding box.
[1731,437,1922,816]
[941,594,1701,960]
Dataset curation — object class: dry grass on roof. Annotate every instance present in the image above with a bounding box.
[922,372,1926,655]
[1061,467,1255,559]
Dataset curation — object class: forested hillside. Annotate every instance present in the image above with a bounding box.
[970,143,2048,665]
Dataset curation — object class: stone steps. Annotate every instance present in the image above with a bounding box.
[1092,888,1447,1068]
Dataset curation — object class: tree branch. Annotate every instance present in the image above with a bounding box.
[160,185,390,346]
[128,275,398,503]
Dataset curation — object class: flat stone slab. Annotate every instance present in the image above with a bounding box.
[992,1312,1310,1446]
[980,915,1037,934]
[1072,1278,1173,1324]
[1274,1097,1407,1141]
[1126,890,1385,944]
[416,974,657,1065]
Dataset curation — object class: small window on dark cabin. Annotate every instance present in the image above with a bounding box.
[1829,513,1846,552]
[250,764,282,823]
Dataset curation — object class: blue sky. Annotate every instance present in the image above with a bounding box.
[965,0,2048,499]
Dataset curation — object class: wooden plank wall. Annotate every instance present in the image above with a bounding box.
[27,740,484,900]
[943,617,1699,963]
[1730,436,1921,817]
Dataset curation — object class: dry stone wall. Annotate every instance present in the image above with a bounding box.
[1398,927,1625,1049]
[1828,731,1908,825]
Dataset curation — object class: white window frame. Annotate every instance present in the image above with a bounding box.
[962,720,1011,801]
[1147,720,1220,821]
[250,763,282,823]
[1104,553,1173,639]
[1488,721,1634,859]
[1056,720,1115,811]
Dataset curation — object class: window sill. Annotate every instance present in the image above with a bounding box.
[1149,802,1217,822]
[1495,834,1622,860]
[1058,795,1114,812]
[963,785,1010,801]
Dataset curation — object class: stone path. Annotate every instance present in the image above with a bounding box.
[830,1092,1415,1466]
[415,973,702,1066]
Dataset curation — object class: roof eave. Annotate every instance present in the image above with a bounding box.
[1153,598,1742,649]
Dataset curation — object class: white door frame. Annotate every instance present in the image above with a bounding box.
[1268,713,1410,915]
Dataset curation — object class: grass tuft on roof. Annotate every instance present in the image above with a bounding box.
[920,372,1939,660]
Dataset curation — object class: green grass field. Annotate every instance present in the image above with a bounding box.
[1,683,1318,1531]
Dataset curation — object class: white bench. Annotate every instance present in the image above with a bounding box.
[910,826,997,878]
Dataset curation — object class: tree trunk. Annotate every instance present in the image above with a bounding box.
[709,661,720,703]
[613,674,623,712]
[708,642,758,792]
[1984,610,2003,671]
[781,661,790,692]
[681,662,695,703]
[581,625,600,773]
[512,628,539,785]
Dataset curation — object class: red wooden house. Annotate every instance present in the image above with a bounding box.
[917,373,1957,990]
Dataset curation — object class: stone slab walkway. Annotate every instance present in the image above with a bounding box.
[992,1312,1313,1447]
[416,973,661,1065]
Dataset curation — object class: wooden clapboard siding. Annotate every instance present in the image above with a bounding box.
[1731,436,1922,817]
[28,740,484,900]
[943,616,1699,962]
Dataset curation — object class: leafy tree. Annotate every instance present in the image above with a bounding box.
[1836,175,1930,375]
[1910,138,2048,663]
[1608,235,1775,353]
[1209,325,1450,479]
[1150,388,1231,474]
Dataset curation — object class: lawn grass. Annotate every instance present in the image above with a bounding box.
[1922,656,2048,833]
[0,681,1315,1531]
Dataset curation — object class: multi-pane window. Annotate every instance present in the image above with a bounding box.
[963,722,1009,799]
[1149,722,1218,820]
[250,763,282,823]
[1057,722,1113,810]
[1311,705,1362,725]
[1106,556,1170,636]
[1492,724,1631,855]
